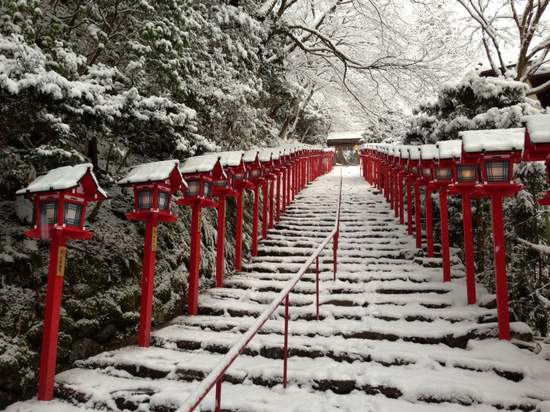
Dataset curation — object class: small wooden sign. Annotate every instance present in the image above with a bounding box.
[151,226,158,252]
[57,246,67,277]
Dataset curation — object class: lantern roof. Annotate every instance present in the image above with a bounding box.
[398,145,411,159]
[437,140,462,160]
[209,151,244,168]
[118,159,184,187]
[408,146,421,160]
[323,147,335,152]
[460,128,525,153]
[258,149,273,162]
[269,148,282,160]
[180,154,226,177]
[523,114,550,144]
[243,150,259,163]
[16,163,107,199]
[420,144,438,160]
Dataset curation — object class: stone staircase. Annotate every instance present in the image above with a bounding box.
[7,167,550,412]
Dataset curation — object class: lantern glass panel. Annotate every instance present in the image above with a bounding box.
[158,191,170,210]
[138,190,154,209]
[214,178,228,188]
[436,167,452,181]
[422,167,433,178]
[64,202,83,226]
[203,180,212,198]
[250,169,261,178]
[233,172,245,181]
[40,202,57,225]
[186,179,201,197]
[410,167,418,174]
[457,165,477,183]
[322,158,328,166]
[485,160,509,182]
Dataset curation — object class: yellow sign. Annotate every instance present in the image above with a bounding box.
[151,226,158,252]
[57,246,67,277]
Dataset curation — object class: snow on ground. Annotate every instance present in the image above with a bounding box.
[7,166,550,412]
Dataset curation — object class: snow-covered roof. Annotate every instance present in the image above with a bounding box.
[408,146,421,160]
[327,130,363,142]
[243,150,259,163]
[437,140,462,159]
[460,128,525,153]
[258,149,273,162]
[398,146,411,158]
[118,160,180,185]
[180,154,221,174]
[523,114,550,144]
[16,163,106,197]
[420,145,438,160]
[208,151,244,168]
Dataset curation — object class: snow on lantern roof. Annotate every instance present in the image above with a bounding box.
[180,154,221,174]
[420,145,438,160]
[208,151,244,168]
[270,148,282,160]
[523,114,550,144]
[16,163,107,198]
[437,140,462,159]
[243,150,259,163]
[399,145,411,158]
[323,147,335,152]
[460,128,525,153]
[118,160,181,185]
[258,149,273,162]
[408,146,421,160]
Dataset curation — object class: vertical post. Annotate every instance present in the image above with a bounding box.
[439,188,451,282]
[490,195,511,340]
[252,185,260,256]
[37,232,67,400]
[282,168,287,212]
[399,173,405,225]
[187,199,202,316]
[426,188,434,257]
[394,171,399,218]
[215,378,222,412]
[462,193,477,303]
[262,179,268,239]
[415,180,422,249]
[234,190,244,272]
[215,197,226,287]
[333,232,339,281]
[315,256,320,321]
[269,176,275,229]
[138,218,159,347]
[276,171,281,222]
[407,178,413,235]
[283,296,289,388]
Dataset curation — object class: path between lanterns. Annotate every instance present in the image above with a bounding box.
[7,166,550,412]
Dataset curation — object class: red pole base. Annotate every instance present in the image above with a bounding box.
[187,200,202,316]
[138,218,159,347]
[215,198,226,288]
[234,190,244,272]
[37,232,67,401]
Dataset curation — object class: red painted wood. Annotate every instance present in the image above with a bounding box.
[187,200,202,316]
[262,179,268,239]
[415,180,422,249]
[215,198,226,287]
[490,196,511,340]
[439,189,451,282]
[426,188,434,258]
[37,232,67,400]
[138,218,159,347]
[269,177,274,229]
[462,193,477,303]
[234,190,244,271]
[251,185,259,256]
[276,172,281,222]
[407,177,413,235]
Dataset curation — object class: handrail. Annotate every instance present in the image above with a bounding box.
[177,167,343,412]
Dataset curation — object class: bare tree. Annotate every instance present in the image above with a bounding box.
[455,0,550,94]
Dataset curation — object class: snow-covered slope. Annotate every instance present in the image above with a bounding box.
[7,167,550,412]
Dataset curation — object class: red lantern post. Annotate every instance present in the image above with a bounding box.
[407,146,423,249]
[419,145,438,258]
[17,164,107,401]
[460,128,524,340]
[119,160,186,347]
[243,150,263,256]
[259,149,274,239]
[178,155,226,316]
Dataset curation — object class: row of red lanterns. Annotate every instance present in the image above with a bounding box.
[16,145,335,401]
[360,114,550,342]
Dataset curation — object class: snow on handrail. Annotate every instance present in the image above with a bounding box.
[177,167,344,412]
